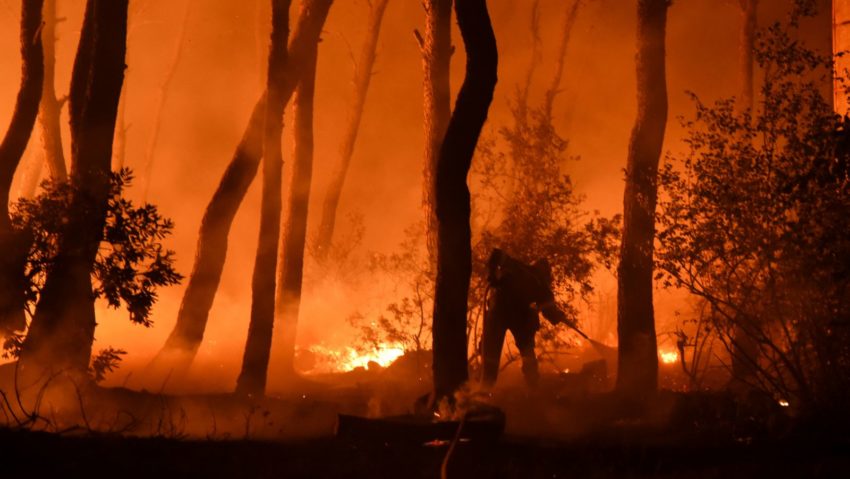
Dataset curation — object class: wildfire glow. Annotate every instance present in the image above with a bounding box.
[659,350,679,364]
[306,343,405,373]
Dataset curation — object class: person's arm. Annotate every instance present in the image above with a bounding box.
[538,299,569,326]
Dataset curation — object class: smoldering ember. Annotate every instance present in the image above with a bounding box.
[0,0,848,477]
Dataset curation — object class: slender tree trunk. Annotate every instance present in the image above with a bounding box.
[616,0,668,397]
[313,0,390,261]
[141,0,193,199]
[731,0,759,385]
[235,0,292,397]
[275,37,320,378]
[431,0,497,401]
[153,0,334,373]
[22,0,128,372]
[38,0,67,182]
[543,0,582,119]
[0,0,44,335]
[520,0,542,110]
[419,0,452,264]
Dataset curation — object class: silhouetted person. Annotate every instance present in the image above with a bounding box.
[481,248,569,387]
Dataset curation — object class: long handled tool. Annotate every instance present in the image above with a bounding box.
[561,322,617,356]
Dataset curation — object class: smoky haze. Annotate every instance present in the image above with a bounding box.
[0,0,831,393]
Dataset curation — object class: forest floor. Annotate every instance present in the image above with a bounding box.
[1,360,848,478]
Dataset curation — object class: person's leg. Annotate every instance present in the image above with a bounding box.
[512,322,539,387]
[481,309,507,386]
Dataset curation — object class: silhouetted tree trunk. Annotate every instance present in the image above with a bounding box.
[731,0,759,385]
[313,0,390,261]
[154,0,334,373]
[431,0,497,401]
[0,0,44,335]
[235,0,292,397]
[616,0,669,397]
[275,42,319,378]
[141,0,194,199]
[22,0,128,372]
[38,0,67,181]
[418,0,452,264]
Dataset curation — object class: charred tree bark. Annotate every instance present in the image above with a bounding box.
[418,0,452,264]
[22,0,128,372]
[154,0,334,373]
[431,0,497,401]
[275,43,319,378]
[0,0,44,335]
[616,0,669,397]
[731,0,759,385]
[235,0,292,397]
[38,0,67,181]
[313,0,390,261]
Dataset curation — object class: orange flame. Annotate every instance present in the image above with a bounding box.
[659,349,679,365]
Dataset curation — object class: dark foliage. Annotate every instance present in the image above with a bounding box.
[657,22,850,413]
[9,168,181,330]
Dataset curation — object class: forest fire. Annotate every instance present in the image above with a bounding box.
[659,349,679,365]
[306,343,405,373]
[0,0,848,477]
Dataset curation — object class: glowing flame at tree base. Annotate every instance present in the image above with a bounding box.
[304,343,405,373]
[659,349,679,365]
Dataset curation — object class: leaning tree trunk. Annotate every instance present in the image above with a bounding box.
[313,0,390,261]
[616,0,669,397]
[38,0,67,182]
[22,0,128,372]
[153,0,334,373]
[0,0,44,335]
[419,0,452,264]
[431,0,497,401]
[275,37,320,378]
[235,0,292,397]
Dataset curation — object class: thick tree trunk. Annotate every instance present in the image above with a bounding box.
[419,0,452,264]
[431,0,497,401]
[38,0,67,182]
[275,38,320,378]
[22,0,128,372]
[0,0,44,335]
[731,0,759,385]
[154,0,334,373]
[616,0,668,397]
[235,0,292,397]
[313,0,390,261]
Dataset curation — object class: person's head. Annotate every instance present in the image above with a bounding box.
[487,248,505,284]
